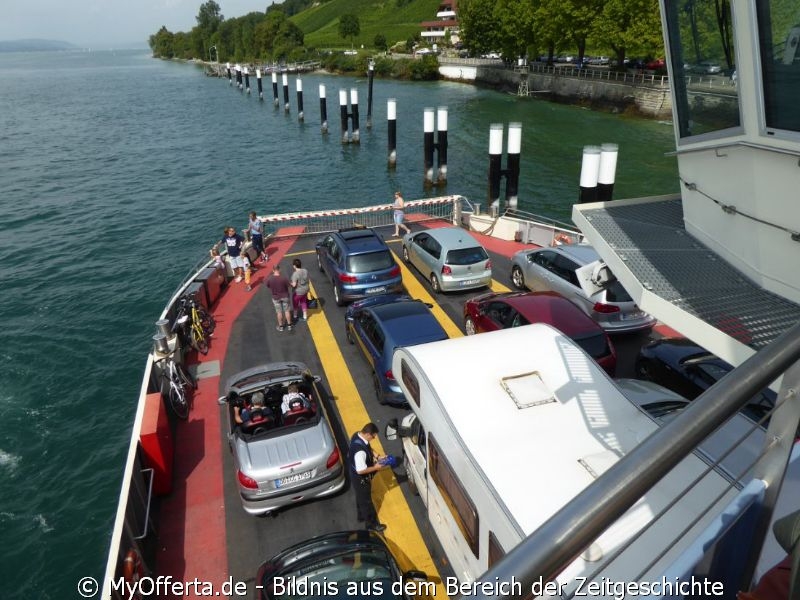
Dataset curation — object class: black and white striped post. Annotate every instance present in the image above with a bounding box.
[597,143,619,202]
[226,62,232,85]
[488,124,503,214]
[505,122,522,209]
[436,107,448,185]
[319,84,328,134]
[366,60,375,128]
[256,69,263,100]
[387,98,397,168]
[350,88,360,143]
[339,89,349,143]
[244,67,250,95]
[271,72,279,106]
[296,78,304,122]
[579,145,601,204]
[282,73,290,112]
[236,64,242,90]
[423,108,435,185]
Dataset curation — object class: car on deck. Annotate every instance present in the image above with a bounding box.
[463,290,617,375]
[634,338,776,423]
[509,244,655,334]
[220,362,346,516]
[256,530,429,600]
[316,227,403,306]
[401,227,492,293]
[345,294,448,406]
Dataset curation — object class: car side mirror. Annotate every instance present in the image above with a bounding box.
[385,418,399,441]
[403,570,428,582]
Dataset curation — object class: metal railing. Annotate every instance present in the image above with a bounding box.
[470,320,800,599]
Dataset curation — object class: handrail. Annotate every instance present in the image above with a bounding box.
[470,319,800,598]
[133,468,154,541]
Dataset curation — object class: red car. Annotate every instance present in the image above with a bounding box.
[463,291,617,375]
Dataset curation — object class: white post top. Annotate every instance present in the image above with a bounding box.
[350,88,359,104]
[580,145,602,188]
[226,62,230,68]
[508,122,522,154]
[598,143,619,185]
[296,78,303,92]
[387,98,397,120]
[437,107,448,131]
[243,67,248,75]
[256,69,261,78]
[339,89,348,105]
[272,72,277,82]
[424,107,435,133]
[319,84,326,98]
[282,73,288,85]
[489,123,504,155]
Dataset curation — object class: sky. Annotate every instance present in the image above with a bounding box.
[1,0,274,48]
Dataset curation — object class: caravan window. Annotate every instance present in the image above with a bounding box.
[401,359,420,407]
[429,435,479,558]
[488,531,505,567]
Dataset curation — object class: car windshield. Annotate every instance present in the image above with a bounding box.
[572,332,610,359]
[603,280,633,303]
[445,247,488,265]
[268,549,397,599]
[347,251,394,273]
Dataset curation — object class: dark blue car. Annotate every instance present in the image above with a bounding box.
[635,337,776,423]
[316,228,403,306]
[345,295,449,405]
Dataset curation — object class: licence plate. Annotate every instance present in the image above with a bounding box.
[366,286,387,294]
[276,470,313,487]
[460,279,480,286]
[620,311,642,321]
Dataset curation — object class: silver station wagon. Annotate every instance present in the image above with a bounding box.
[402,227,492,293]
[221,362,345,516]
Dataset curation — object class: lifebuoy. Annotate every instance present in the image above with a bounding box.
[123,548,144,596]
[552,232,572,246]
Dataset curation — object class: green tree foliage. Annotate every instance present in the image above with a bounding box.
[338,14,361,48]
[592,0,663,68]
[459,0,502,55]
[374,33,388,51]
[149,26,176,58]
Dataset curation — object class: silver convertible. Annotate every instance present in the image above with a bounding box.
[221,362,346,516]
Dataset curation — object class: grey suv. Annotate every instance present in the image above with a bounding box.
[510,244,655,333]
[316,228,403,305]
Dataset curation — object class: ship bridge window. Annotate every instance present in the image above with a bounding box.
[756,2,800,133]
[664,0,740,139]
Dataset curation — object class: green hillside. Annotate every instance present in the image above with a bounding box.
[290,0,440,49]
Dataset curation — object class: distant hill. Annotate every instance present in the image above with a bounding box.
[0,39,79,52]
[290,0,440,49]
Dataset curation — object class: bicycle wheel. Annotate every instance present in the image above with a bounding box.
[191,326,209,355]
[174,362,197,389]
[168,383,190,420]
[195,307,215,334]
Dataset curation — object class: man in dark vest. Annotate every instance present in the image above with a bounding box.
[348,422,390,532]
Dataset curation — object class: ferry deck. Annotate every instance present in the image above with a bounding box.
[132,211,660,599]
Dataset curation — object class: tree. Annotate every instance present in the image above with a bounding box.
[592,0,663,68]
[374,34,388,52]
[459,0,502,55]
[339,14,360,49]
[149,26,175,58]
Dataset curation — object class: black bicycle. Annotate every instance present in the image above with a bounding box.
[155,356,196,420]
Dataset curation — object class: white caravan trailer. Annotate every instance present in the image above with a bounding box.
[387,324,742,591]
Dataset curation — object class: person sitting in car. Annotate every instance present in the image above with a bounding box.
[281,383,312,414]
[237,391,273,425]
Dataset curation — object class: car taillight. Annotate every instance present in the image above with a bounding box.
[339,273,358,283]
[385,369,395,381]
[485,259,492,270]
[389,265,400,277]
[593,302,620,314]
[237,470,259,489]
[326,447,340,469]
[441,265,452,276]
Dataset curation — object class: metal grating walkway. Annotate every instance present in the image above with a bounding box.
[577,198,800,351]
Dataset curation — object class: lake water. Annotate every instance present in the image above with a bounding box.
[0,49,678,598]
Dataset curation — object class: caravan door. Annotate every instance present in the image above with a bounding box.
[403,416,429,505]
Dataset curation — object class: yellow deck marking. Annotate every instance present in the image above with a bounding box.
[306,283,447,599]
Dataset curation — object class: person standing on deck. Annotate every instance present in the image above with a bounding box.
[290,258,310,322]
[248,211,267,263]
[265,264,293,331]
[392,191,411,237]
[348,423,389,532]
[220,226,245,283]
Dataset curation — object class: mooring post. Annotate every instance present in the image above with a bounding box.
[579,145,601,204]
[350,88,360,144]
[296,78,304,122]
[597,143,618,202]
[282,73,290,112]
[256,69,263,100]
[226,62,232,85]
[436,106,448,185]
[505,123,522,209]
[387,98,397,168]
[271,72,279,106]
[236,64,242,91]
[488,124,503,214]
[319,85,328,134]
[339,89,349,143]
[366,61,375,129]
[423,108,435,186]
[244,67,250,95]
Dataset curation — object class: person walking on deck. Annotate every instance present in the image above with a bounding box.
[348,423,390,532]
[248,211,267,263]
[392,191,411,237]
[290,258,310,322]
[265,264,293,331]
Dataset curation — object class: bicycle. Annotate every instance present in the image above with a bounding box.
[155,355,196,420]
[174,296,215,355]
